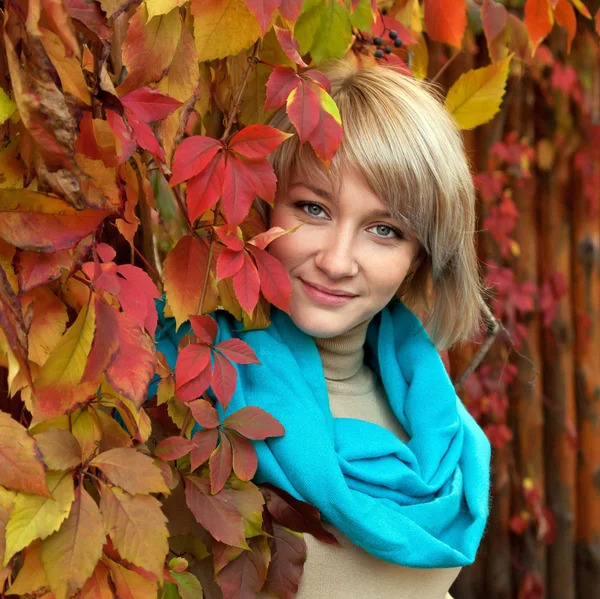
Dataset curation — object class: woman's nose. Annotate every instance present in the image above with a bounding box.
[314,230,359,279]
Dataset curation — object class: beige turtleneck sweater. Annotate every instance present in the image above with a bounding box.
[258,318,461,599]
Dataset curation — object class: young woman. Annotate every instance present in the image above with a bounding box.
[157,56,492,598]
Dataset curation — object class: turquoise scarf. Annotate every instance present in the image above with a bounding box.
[152,298,491,568]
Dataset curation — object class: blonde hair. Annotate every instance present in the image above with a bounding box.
[260,56,487,350]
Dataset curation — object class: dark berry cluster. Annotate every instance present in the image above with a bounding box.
[371,30,403,58]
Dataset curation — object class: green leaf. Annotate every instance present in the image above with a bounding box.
[0,88,16,124]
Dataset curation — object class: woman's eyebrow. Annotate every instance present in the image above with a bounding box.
[289,182,334,201]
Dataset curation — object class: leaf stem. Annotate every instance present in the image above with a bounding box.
[431,49,463,84]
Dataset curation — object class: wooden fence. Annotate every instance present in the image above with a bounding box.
[444,27,600,599]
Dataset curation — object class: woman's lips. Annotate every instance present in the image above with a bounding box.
[300,279,357,306]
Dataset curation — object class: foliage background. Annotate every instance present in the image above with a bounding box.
[0,0,598,598]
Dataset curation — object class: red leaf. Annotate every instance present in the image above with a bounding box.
[190,428,219,470]
[177,363,213,403]
[481,0,508,43]
[222,406,285,440]
[216,338,260,365]
[229,124,293,159]
[302,69,331,93]
[184,474,246,547]
[216,537,269,598]
[125,108,165,161]
[279,0,303,23]
[120,87,182,122]
[97,242,116,263]
[424,0,467,48]
[305,83,343,167]
[273,25,307,67]
[189,314,218,345]
[216,248,246,281]
[209,434,233,494]
[249,245,291,313]
[170,136,224,186]
[211,352,238,411]
[263,521,306,598]
[188,399,220,429]
[371,14,418,45]
[225,429,258,481]
[155,436,196,460]
[185,153,226,221]
[524,0,554,51]
[265,66,300,111]
[82,294,119,383]
[222,155,276,225]
[106,311,157,408]
[245,0,279,35]
[286,80,321,142]
[105,110,137,163]
[215,225,245,251]
[175,343,212,389]
[260,483,340,546]
[231,252,261,314]
[116,264,160,336]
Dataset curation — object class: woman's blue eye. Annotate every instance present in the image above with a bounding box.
[301,203,325,217]
[371,225,398,238]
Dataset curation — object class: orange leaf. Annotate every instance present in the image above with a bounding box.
[424,0,467,48]
[103,556,157,599]
[164,235,211,330]
[554,0,577,53]
[0,189,109,252]
[228,124,293,159]
[91,448,169,494]
[155,436,197,460]
[524,0,554,52]
[0,411,50,497]
[6,540,49,596]
[16,248,75,293]
[105,310,157,407]
[34,428,82,470]
[79,561,113,599]
[99,484,168,579]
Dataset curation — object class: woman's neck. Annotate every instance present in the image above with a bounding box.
[313,318,373,381]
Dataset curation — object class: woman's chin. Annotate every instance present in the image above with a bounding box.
[287,305,358,339]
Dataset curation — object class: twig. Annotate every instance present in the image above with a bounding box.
[221,41,261,142]
[431,49,463,84]
[453,298,503,391]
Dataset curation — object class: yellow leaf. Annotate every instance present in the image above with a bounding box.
[34,293,96,389]
[40,487,105,599]
[444,55,512,130]
[117,4,182,95]
[4,471,74,564]
[0,487,14,566]
[0,88,17,124]
[40,28,91,105]
[27,286,69,367]
[104,556,158,599]
[146,0,187,20]
[91,448,169,495]
[72,406,104,461]
[191,0,261,62]
[75,154,121,212]
[167,396,194,436]
[410,33,429,80]
[99,484,169,579]
[157,375,174,405]
[34,428,82,470]
[100,382,152,443]
[7,540,49,595]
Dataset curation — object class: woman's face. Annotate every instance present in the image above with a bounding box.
[268,164,421,338]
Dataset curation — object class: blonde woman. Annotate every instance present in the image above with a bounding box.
[157,57,491,598]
